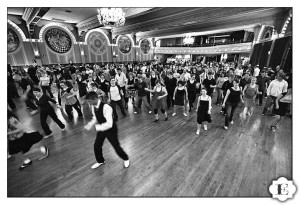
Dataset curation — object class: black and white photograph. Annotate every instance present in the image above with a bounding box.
[3,1,299,204]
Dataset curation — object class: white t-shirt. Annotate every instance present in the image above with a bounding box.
[115,72,127,87]
[253,67,260,77]
[110,86,121,101]
[86,69,93,75]
[267,79,288,97]
[40,76,50,86]
[235,68,243,76]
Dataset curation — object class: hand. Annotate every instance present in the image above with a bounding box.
[222,104,225,107]
[241,100,245,104]
[196,109,198,112]
[173,97,175,100]
[107,99,111,104]
[56,104,62,109]
[208,110,211,114]
[157,96,162,100]
[276,105,279,109]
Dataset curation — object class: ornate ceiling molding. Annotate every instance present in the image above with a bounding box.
[76,16,100,35]
[154,42,253,55]
[112,7,289,37]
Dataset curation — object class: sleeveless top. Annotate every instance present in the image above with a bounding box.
[227,87,241,103]
[244,84,258,99]
[154,86,165,99]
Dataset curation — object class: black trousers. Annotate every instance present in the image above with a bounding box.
[111,100,126,119]
[167,90,175,108]
[65,102,83,120]
[188,93,196,109]
[258,89,266,105]
[119,86,128,103]
[41,86,54,98]
[26,92,38,110]
[40,107,65,135]
[225,101,239,126]
[94,125,129,163]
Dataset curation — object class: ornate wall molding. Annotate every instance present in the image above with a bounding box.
[154,42,252,55]
[39,23,77,44]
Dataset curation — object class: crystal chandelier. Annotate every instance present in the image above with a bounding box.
[97,8,125,27]
[183,35,195,45]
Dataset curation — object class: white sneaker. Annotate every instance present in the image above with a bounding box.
[44,133,53,139]
[183,113,187,117]
[148,111,152,114]
[134,111,137,114]
[124,160,130,168]
[203,125,207,131]
[224,126,228,130]
[172,113,176,116]
[196,130,200,135]
[91,161,105,169]
[230,121,234,125]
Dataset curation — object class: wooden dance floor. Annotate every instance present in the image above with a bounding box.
[7,95,292,197]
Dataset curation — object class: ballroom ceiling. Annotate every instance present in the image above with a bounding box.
[7,7,291,40]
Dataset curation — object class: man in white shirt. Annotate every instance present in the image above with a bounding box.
[253,65,260,77]
[115,68,129,108]
[84,91,130,169]
[181,69,191,81]
[262,70,288,115]
[108,78,126,121]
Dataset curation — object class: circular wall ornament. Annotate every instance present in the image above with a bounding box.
[118,35,131,54]
[44,28,72,53]
[7,28,20,53]
[140,39,151,54]
[88,31,107,55]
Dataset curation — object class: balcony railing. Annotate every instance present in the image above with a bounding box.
[162,39,253,48]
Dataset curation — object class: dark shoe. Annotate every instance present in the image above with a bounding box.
[19,160,32,170]
[78,115,83,119]
[165,117,168,121]
[38,146,49,160]
[154,119,159,123]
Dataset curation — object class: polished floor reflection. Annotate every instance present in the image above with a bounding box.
[7,95,292,197]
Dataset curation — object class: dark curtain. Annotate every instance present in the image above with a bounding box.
[282,44,292,74]
[258,41,272,69]
[269,36,290,69]
[250,43,262,66]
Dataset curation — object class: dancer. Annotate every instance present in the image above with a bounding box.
[133,75,152,114]
[220,74,234,115]
[32,87,65,138]
[146,79,168,122]
[256,70,268,106]
[215,72,226,105]
[7,110,49,170]
[240,77,260,119]
[202,71,216,99]
[107,78,126,121]
[270,87,292,132]
[60,82,83,122]
[186,74,197,112]
[172,80,188,117]
[195,88,212,135]
[84,91,130,169]
[222,79,244,130]
[126,72,136,105]
[39,70,54,98]
[262,71,288,116]
[115,68,128,108]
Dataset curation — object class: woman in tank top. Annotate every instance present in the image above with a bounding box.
[195,88,212,135]
[240,76,260,119]
[172,80,188,117]
[222,79,244,130]
[146,79,168,122]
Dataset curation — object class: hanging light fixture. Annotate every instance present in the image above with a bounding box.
[97,8,125,27]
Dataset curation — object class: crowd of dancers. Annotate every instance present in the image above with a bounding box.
[7,60,292,170]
